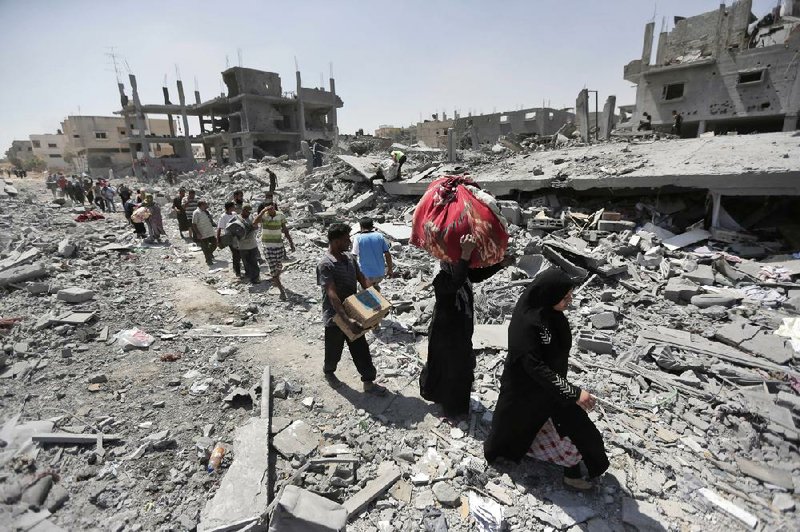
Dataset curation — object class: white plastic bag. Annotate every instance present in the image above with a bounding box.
[115,328,155,349]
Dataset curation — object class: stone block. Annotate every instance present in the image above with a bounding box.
[664,277,700,303]
[577,331,613,354]
[682,264,715,286]
[740,331,795,365]
[272,420,319,458]
[268,485,347,532]
[343,191,376,212]
[0,263,47,287]
[590,312,617,330]
[497,200,523,226]
[56,287,95,303]
[57,239,76,258]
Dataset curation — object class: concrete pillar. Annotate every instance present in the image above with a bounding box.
[300,140,313,173]
[787,0,800,17]
[163,87,176,137]
[328,77,338,129]
[600,96,616,140]
[655,32,668,65]
[129,74,150,178]
[176,81,193,162]
[641,22,655,66]
[710,191,722,229]
[447,128,456,163]
[296,71,306,145]
[783,113,798,132]
[697,120,707,136]
[576,89,590,142]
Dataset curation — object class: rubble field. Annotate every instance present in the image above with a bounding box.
[1,146,799,532]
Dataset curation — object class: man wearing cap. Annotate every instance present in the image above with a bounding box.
[253,201,294,299]
[192,199,217,266]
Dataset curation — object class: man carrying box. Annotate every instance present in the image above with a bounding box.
[317,223,388,396]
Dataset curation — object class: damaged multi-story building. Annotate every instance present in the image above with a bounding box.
[624,0,800,136]
[117,66,343,178]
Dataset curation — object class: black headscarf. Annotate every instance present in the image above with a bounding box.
[507,268,575,368]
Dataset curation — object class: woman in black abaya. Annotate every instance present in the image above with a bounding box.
[420,235,508,421]
[484,268,609,489]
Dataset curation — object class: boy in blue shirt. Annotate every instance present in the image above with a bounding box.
[352,217,394,290]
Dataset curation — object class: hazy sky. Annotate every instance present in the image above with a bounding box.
[0,0,779,152]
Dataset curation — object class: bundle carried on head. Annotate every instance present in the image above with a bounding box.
[410,175,508,268]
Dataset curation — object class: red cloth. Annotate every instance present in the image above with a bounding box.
[74,211,105,222]
[410,175,508,268]
[526,418,582,467]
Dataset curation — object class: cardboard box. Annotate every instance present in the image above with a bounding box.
[342,287,392,329]
[333,313,376,342]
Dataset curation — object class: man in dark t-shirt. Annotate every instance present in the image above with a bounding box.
[316,223,387,396]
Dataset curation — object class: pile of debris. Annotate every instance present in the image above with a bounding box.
[0,155,798,531]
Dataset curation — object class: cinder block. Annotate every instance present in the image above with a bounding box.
[577,331,613,354]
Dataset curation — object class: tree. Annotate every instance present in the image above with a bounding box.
[23,156,46,172]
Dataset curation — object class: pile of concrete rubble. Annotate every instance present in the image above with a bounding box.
[0,152,798,531]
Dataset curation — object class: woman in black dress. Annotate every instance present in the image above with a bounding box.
[420,235,508,421]
[484,268,609,489]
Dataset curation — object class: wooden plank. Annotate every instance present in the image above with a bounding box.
[342,464,401,519]
[32,432,122,444]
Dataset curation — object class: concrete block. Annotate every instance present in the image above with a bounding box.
[343,191,376,212]
[690,294,737,308]
[740,331,795,365]
[664,277,700,303]
[735,457,794,489]
[56,287,95,303]
[715,321,759,346]
[0,263,47,287]
[682,264,715,286]
[56,239,76,258]
[597,220,636,232]
[577,331,613,354]
[272,420,319,458]
[269,485,346,532]
[590,312,617,330]
[497,200,523,226]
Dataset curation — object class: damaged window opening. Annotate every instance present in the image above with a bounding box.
[95,132,107,139]
[525,112,537,120]
[738,71,764,85]
[662,83,685,101]
[500,115,509,123]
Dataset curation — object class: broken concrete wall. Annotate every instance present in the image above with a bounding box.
[576,90,590,141]
[453,107,575,146]
[631,39,800,135]
[224,68,283,98]
[417,119,454,149]
[659,0,752,65]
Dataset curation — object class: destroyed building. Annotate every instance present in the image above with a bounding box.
[624,0,800,136]
[60,115,174,177]
[5,140,34,167]
[453,107,576,148]
[118,66,343,177]
[29,132,69,172]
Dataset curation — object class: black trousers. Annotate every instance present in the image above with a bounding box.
[230,247,242,276]
[240,247,259,282]
[198,237,216,264]
[324,325,376,382]
[551,404,609,478]
[397,154,407,177]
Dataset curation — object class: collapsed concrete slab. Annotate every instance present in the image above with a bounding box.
[198,417,270,532]
[268,485,347,532]
[0,263,47,287]
[272,420,319,459]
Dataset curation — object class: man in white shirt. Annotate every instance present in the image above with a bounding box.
[217,201,240,278]
[192,199,217,266]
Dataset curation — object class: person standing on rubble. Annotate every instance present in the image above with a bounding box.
[182,189,200,240]
[672,110,683,136]
[143,194,165,243]
[420,235,511,422]
[317,223,387,396]
[233,204,261,284]
[217,201,242,279]
[483,269,609,490]
[192,199,217,266]
[232,189,245,214]
[352,217,393,291]
[253,201,295,300]
[390,149,407,179]
[172,187,191,239]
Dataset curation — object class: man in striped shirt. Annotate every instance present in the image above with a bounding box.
[253,201,294,300]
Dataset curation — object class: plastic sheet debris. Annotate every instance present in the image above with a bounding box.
[468,492,503,532]
[775,317,800,353]
[115,328,155,349]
